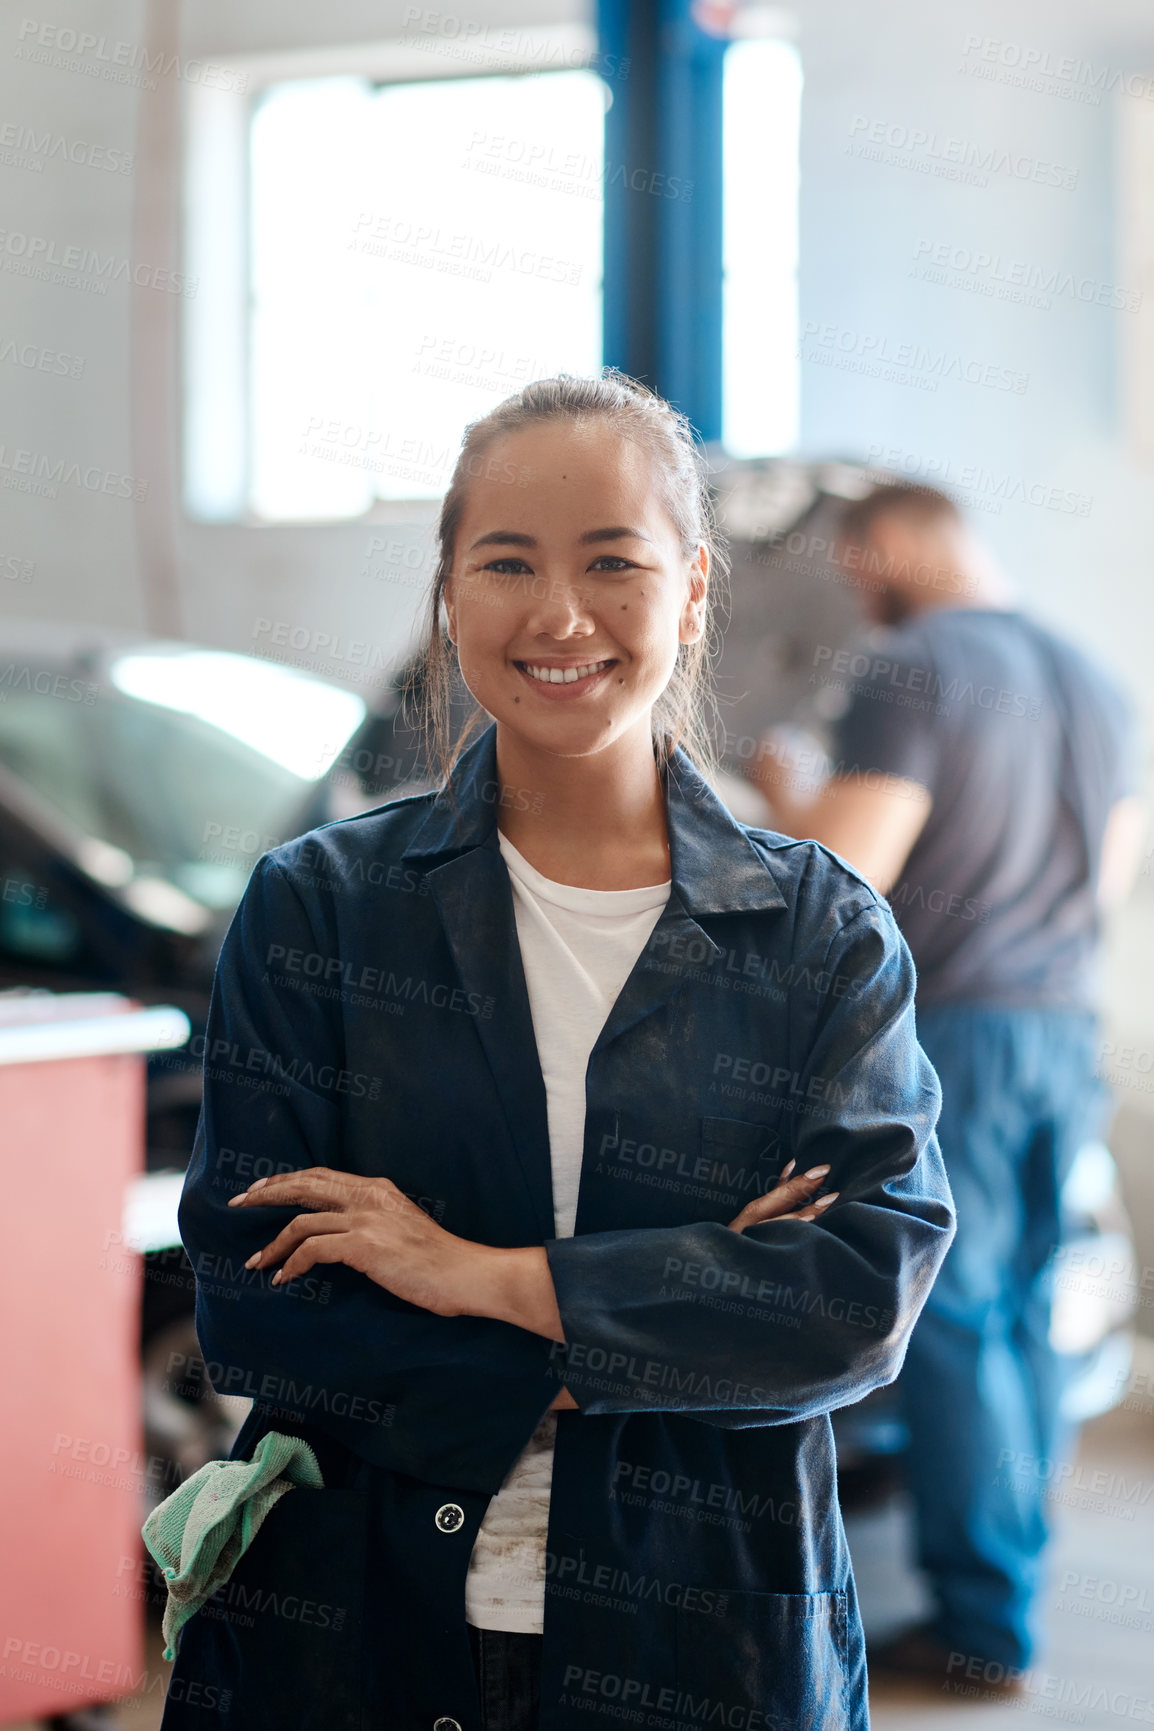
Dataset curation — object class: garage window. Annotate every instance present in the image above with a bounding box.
[186,60,605,523]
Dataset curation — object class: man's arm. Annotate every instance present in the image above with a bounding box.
[748,741,932,895]
[1098,795,1145,910]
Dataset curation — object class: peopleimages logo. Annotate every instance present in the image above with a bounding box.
[0,444,147,500]
[846,115,1078,189]
[189,1034,383,1100]
[813,644,1043,718]
[797,319,1028,394]
[0,122,134,174]
[15,19,248,92]
[862,442,1094,517]
[0,227,197,295]
[959,34,1154,104]
[559,1666,779,1728]
[910,237,1140,314]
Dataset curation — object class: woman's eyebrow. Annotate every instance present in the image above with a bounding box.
[468,530,536,552]
[579,526,653,545]
[467,526,653,552]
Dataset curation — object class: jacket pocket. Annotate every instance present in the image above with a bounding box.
[698,1117,784,1216]
[700,1115,782,1164]
[161,1485,368,1731]
[675,1588,852,1731]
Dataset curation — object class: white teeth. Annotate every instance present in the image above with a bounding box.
[522,659,609,685]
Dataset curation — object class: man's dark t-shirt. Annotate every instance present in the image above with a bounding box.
[827,608,1138,1008]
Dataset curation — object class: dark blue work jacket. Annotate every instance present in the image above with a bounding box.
[163,723,953,1731]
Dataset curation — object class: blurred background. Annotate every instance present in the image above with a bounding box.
[1,1,1152,1726]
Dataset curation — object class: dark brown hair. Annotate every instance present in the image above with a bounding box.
[838,481,962,548]
[404,371,730,787]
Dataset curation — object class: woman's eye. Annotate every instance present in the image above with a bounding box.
[589,556,637,573]
[483,558,532,575]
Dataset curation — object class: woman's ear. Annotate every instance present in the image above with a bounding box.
[679,545,710,645]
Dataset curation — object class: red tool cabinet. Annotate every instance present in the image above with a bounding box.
[0,995,189,1725]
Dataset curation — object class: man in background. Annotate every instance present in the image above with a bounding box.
[747,483,1144,1684]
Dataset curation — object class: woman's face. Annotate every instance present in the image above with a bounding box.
[444,420,708,762]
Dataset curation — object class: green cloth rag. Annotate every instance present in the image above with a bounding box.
[142,1430,324,1659]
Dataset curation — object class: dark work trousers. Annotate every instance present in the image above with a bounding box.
[900,1004,1108,1668]
[468,1625,543,1731]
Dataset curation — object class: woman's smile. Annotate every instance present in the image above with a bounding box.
[512,655,619,699]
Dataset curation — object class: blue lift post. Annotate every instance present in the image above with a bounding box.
[598,0,726,442]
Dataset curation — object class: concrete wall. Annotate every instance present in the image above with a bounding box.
[794,0,1154,723]
[0,1,148,626]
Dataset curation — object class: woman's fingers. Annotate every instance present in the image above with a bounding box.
[771,1193,840,1224]
[728,1166,834,1233]
[228,1167,393,1214]
[276,1232,354,1285]
[244,1211,346,1273]
[729,1164,827,1229]
[228,1167,350,1210]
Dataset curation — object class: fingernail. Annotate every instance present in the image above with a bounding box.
[815,1192,839,1207]
[270,1270,282,1285]
[249,1177,267,1192]
[804,1165,831,1179]
[228,1193,247,1206]
[780,1160,795,1179]
[244,1253,260,1269]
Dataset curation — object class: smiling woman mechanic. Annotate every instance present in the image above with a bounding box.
[163,373,954,1731]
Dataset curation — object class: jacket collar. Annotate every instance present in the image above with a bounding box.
[402,722,786,916]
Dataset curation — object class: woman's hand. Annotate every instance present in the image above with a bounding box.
[728,1161,839,1234]
[229,1168,489,1318]
[226,1155,837,1347]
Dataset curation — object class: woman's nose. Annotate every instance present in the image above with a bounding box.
[523,575,597,635]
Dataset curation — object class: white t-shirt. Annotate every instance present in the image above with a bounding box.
[463,831,670,1633]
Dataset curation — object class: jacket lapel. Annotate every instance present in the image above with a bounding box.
[591,747,788,1054]
[589,893,721,1055]
[423,847,556,1241]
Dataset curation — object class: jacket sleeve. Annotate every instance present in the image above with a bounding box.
[544,901,955,1425]
[179,854,561,1493]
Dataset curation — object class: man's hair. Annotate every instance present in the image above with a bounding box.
[838,482,962,546]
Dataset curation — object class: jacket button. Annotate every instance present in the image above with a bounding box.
[434,1502,465,1534]
[433,1720,462,1731]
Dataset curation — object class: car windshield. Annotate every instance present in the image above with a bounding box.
[0,647,366,913]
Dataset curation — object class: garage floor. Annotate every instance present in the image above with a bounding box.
[857,1393,1154,1728]
[9,1393,1152,1731]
